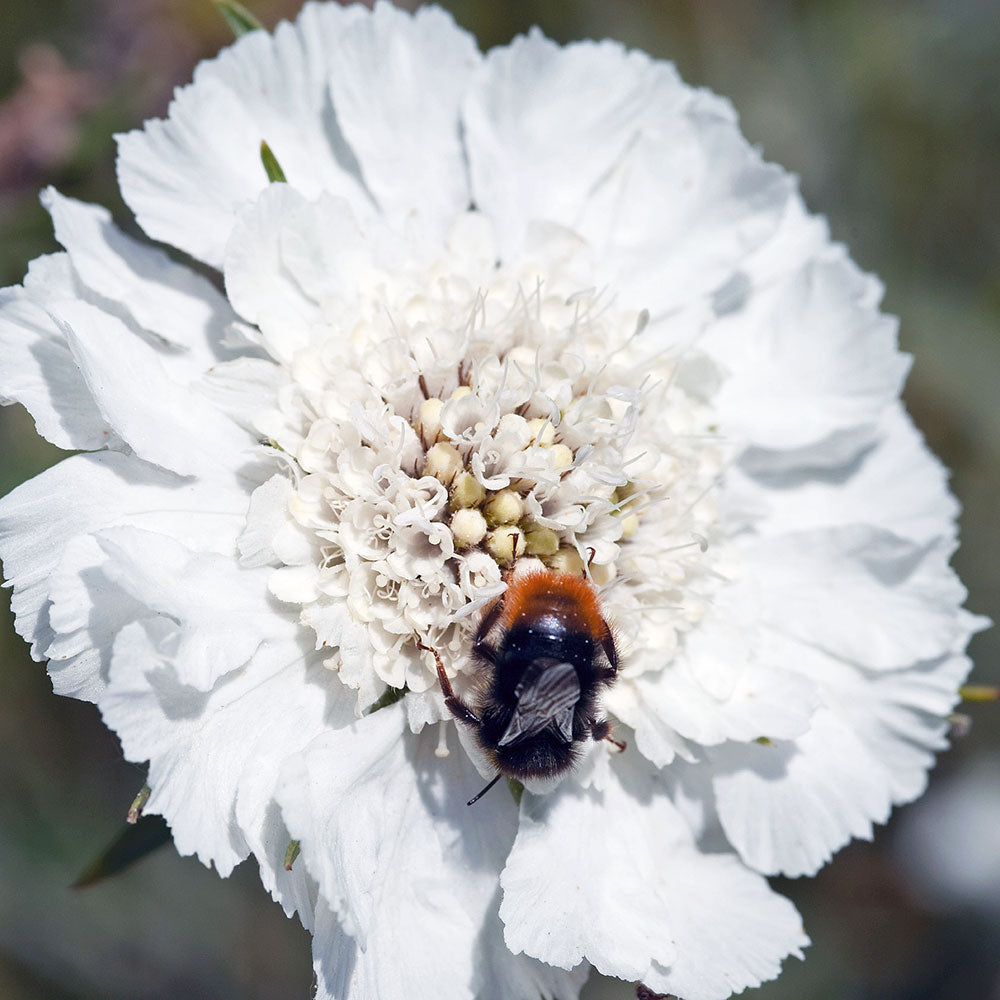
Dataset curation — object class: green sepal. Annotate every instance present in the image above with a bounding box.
[507,778,524,807]
[284,839,301,871]
[367,684,407,715]
[73,815,172,888]
[959,684,1000,702]
[214,0,264,37]
[127,783,151,824]
[260,140,287,183]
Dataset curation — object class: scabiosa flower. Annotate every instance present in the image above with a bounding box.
[0,2,986,998]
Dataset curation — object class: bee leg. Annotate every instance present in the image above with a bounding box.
[590,718,626,752]
[472,594,506,664]
[600,620,619,676]
[416,639,480,726]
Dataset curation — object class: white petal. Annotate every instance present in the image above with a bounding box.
[0,254,111,450]
[706,257,909,458]
[100,626,336,875]
[238,472,295,568]
[638,853,808,1000]
[231,674,355,929]
[116,2,374,265]
[603,682,698,767]
[465,30,788,306]
[500,756,806,998]
[224,186,372,364]
[747,525,969,670]
[281,703,579,1000]
[42,187,236,372]
[725,402,960,546]
[464,31,660,256]
[712,632,978,877]
[327,3,477,237]
[52,299,253,478]
[500,770,676,979]
[0,451,247,673]
[580,91,793,319]
[94,526,278,690]
[711,709,892,879]
[42,534,145,701]
[819,626,981,804]
[608,590,818,766]
[196,356,287,436]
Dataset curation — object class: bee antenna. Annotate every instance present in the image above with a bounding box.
[466,773,503,806]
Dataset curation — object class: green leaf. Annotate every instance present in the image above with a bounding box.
[73,815,172,888]
[213,0,264,37]
[260,140,287,183]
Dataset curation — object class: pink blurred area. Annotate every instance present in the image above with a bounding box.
[0,43,100,187]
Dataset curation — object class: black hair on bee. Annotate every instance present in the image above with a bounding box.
[421,568,622,805]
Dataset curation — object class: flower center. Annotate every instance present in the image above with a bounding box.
[255,214,723,708]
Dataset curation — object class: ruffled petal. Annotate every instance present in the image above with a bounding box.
[608,585,819,767]
[747,525,969,670]
[464,32,667,258]
[0,451,248,679]
[51,299,253,478]
[326,3,477,240]
[100,625,341,876]
[93,526,278,690]
[116,2,374,265]
[712,630,980,877]
[224,185,374,364]
[465,30,789,311]
[280,704,582,1000]
[706,257,909,460]
[725,402,960,546]
[500,756,807,998]
[42,187,236,373]
[0,254,112,450]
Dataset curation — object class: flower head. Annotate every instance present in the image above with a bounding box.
[0,3,985,998]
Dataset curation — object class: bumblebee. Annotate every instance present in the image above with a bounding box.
[422,569,621,804]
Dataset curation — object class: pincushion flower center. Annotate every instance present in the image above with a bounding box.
[258,214,724,704]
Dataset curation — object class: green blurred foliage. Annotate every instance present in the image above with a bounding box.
[1,1,998,998]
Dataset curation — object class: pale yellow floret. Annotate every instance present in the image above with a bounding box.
[620,512,640,539]
[486,525,524,565]
[547,547,585,575]
[451,508,488,548]
[417,397,443,446]
[523,525,560,556]
[484,489,524,526]
[526,417,556,446]
[451,471,486,509]
[422,441,463,483]
[550,444,574,470]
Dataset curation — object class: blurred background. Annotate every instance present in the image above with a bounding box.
[1,1,998,997]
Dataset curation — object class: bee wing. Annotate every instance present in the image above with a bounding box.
[499,660,581,747]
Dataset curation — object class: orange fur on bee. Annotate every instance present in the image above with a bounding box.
[498,569,608,641]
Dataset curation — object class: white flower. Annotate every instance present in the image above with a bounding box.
[0,3,986,998]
